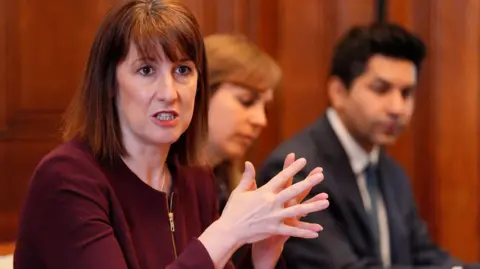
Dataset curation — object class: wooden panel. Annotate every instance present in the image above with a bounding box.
[181,0,257,36]
[0,0,119,242]
[0,142,59,241]
[179,0,217,35]
[431,0,480,261]
[215,0,246,34]
[335,0,375,39]
[386,0,436,237]
[245,0,280,167]
[388,0,480,261]
[277,0,329,139]
[278,0,375,139]
[0,0,6,133]
[0,241,15,255]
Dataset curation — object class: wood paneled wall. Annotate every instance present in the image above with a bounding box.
[0,0,119,241]
[0,0,479,262]
[386,0,480,262]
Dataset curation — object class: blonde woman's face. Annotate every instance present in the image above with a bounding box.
[208,83,273,160]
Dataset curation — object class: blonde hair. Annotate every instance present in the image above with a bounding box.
[204,34,282,93]
[204,34,282,197]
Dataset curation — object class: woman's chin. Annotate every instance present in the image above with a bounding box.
[225,145,247,160]
[145,134,181,146]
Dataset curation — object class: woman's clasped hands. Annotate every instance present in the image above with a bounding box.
[218,153,329,267]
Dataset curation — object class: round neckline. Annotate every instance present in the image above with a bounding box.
[114,157,179,197]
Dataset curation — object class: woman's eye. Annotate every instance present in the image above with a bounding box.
[238,98,256,107]
[175,65,192,76]
[138,66,154,76]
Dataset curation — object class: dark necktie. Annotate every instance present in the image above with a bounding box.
[364,163,380,251]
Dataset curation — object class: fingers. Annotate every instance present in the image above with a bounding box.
[295,167,324,203]
[275,224,319,238]
[233,161,256,194]
[276,199,330,219]
[293,221,323,232]
[308,167,323,176]
[302,192,328,204]
[276,172,324,204]
[288,192,329,219]
[298,193,328,218]
[262,158,307,192]
[283,153,296,169]
[282,153,296,189]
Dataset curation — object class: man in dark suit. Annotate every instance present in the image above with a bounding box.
[258,22,472,269]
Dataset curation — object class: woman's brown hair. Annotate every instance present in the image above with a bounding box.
[62,0,208,166]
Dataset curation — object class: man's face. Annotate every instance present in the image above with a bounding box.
[331,54,417,150]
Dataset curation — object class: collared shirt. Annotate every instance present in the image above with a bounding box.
[327,108,391,267]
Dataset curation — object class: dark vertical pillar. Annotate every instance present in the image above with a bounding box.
[376,0,387,22]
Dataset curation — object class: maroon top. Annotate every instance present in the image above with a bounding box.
[14,139,254,269]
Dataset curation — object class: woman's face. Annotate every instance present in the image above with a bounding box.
[208,83,273,161]
[115,44,198,149]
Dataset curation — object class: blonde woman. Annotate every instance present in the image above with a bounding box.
[204,34,282,213]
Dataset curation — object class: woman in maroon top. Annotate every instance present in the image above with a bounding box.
[13,1,329,268]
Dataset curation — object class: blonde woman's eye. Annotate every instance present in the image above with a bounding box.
[238,97,256,107]
[138,66,155,76]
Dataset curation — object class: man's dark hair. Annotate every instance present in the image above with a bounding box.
[330,22,427,88]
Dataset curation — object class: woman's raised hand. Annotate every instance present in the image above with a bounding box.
[218,155,329,245]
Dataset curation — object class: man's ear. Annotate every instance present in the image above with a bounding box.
[327,76,348,109]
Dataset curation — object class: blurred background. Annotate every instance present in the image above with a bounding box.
[1,0,479,262]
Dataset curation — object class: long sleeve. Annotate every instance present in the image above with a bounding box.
[166,239,216,269]
[198,167,251,269]
[14,151,217,269]
[14,155,131,269]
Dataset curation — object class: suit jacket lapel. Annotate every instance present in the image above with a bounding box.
[313,116,376,247]
[326,154,375,237]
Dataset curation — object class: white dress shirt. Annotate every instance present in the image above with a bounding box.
[327,108,391,267]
